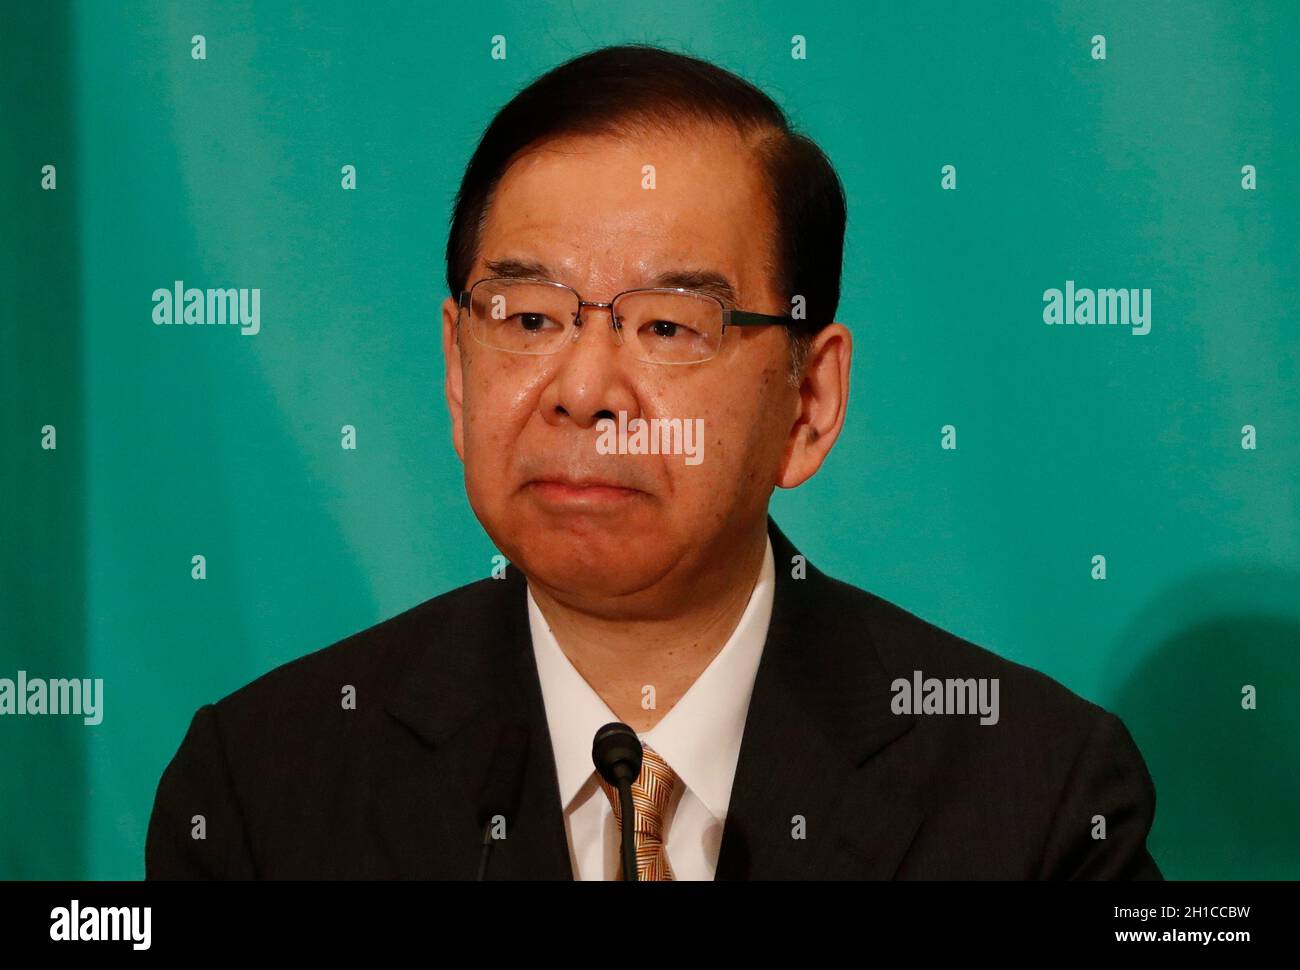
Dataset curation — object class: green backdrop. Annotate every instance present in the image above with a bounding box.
[2,0,1297,880]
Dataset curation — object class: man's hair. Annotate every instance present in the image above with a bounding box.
[444,44,847,384]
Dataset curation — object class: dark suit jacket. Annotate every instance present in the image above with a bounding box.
[145,517,1162,879]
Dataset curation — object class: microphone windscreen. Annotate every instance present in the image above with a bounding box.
[591,721,642,786]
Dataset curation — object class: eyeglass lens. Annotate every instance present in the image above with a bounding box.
[465,278,724,364]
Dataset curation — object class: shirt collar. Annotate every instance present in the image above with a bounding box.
[527,533,775,821]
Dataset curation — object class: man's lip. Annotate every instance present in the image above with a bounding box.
[528,477,640,491]
[526,479,646,504]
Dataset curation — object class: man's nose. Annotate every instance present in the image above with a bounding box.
[538,305,640,429]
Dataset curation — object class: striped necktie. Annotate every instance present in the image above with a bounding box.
[596,743,679,881]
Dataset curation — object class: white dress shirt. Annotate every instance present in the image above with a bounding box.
[526,534,775,880]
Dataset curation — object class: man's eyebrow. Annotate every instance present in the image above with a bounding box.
[484,257,556,280]
[482,258,741,307]
[646,269,740,308]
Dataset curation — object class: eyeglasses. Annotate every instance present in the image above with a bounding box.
[455,276,795,365]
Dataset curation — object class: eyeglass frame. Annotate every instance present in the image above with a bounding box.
[455,275,797,364]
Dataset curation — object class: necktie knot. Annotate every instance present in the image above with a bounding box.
[596,743,679,880]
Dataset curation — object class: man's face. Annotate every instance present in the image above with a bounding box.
[441,122,804,613]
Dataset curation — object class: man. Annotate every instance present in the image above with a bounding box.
[146,44,1162,880]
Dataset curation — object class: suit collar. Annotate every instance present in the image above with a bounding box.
[381,517,925,879]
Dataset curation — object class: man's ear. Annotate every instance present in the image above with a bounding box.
[440,295,466,462]
[775,322,851,489]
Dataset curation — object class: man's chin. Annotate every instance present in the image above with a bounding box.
[522,556,671,603]
[494,516,678,601]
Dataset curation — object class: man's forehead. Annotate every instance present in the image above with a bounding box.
[476,127,774,303]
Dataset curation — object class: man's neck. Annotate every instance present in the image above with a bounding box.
[526,523,769,733]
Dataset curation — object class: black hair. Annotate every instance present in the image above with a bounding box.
[444,43,847,376]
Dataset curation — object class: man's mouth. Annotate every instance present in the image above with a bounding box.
[526,476,645,508]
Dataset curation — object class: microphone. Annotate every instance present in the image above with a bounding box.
[475,722,529,881]
[592,721,642,882]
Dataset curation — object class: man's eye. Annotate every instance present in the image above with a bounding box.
[512,313,557,332]
[644,320,694,339]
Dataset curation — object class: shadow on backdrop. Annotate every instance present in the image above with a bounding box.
[1108,564,1300,880]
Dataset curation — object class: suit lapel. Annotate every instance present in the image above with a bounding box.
[714,518,927,879]
[379,565,574,879]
